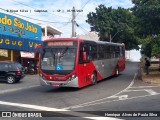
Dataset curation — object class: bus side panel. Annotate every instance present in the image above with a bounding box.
[118,56,126,72]
[77,61,103,88]
[110,57,126,76]
[93,58,119,79]
[119,45,126,72]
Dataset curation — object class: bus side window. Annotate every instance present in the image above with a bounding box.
[90,44,97,60]
[122,46,125,56]
[120,46,123,57]
[98,44,105,59]
[115,46,120,58]
[105,45,110,59]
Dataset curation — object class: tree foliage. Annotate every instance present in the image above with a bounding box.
[132,0,160,36]
[86,5,139,50]
[132,0,160,57]
[141,35,160,58]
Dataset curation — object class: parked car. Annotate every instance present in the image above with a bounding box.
[0,61,25,84]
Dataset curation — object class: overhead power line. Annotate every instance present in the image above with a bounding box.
[11,0,71,19]
[0,8,70,24]
[75,0,92,17]
[58,20,72,29]
[76,22,89,33]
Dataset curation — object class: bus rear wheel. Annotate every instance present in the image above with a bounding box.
[91,72,97,85]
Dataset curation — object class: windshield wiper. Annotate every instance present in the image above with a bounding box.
[50,48,56,65]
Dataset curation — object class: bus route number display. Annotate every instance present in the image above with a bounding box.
[47,41,73,46]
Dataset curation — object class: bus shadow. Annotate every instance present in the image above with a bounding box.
[44,74,123,92]
[97,74,123,84]
[45,87,79,93]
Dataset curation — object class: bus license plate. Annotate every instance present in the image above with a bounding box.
[52,84,60,87]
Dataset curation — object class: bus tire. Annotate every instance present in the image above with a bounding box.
[91,72,97,85]
[115,67,119,77]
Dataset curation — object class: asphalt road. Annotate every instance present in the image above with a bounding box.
[0,62,160,120]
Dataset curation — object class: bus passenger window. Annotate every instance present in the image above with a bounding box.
[90,45,97,60]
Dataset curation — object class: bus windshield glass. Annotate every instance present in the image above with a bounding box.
[41,47,76,71]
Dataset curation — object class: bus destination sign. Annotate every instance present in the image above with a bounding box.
[47,41,73,46]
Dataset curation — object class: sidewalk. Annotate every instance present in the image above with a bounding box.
[142,71,160,84]
[141,63,160,84]
[25,74,39,77]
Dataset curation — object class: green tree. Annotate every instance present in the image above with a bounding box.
[152,35,160,57]
[132,0,160,57]
[86,5,139,50]
[132,0,160,36]
[140,36,152,58]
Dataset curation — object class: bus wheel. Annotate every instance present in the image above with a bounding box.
[115,67,119,77]
[91,72,97,85]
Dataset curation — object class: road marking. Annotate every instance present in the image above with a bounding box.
[131,85,160,89]
[0,101,122,120]
[105,73,136,97]
[123,89,146,92]
[63,73,137,110]
[118,95,128,100]
[0,85,39,94]
[144,89,158,95]
[62,93,160,109]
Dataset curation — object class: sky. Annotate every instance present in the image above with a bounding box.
[1,0,141,61]
[0,0,134,37]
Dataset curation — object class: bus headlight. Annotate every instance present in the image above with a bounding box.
[69,74,76,81]
[71,74,76,79]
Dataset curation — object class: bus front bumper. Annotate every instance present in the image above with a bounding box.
[39,76,79,88]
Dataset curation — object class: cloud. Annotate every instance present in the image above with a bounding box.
[0,0,133,37]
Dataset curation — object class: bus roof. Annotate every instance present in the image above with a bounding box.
[43,38,124,46]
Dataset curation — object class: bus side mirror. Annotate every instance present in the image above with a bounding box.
[82,52,87,61]
[34,44,42,49]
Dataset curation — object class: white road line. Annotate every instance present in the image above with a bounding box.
[131,85,160,89]
[62,93,160,109]
[110,73,137,96]
[144,89,158,95]
[118,95,128,100]
[0,85,39,94]
[0,101,122,120]
[123,89,146,92]
[63,73,137,110]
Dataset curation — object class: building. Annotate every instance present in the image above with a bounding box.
[0,12,63,67]
[77,31,99,41]
[0,12,42,67]
[40,24,62,41]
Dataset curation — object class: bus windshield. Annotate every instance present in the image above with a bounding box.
[41,47,76,71]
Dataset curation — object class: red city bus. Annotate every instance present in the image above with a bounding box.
[37,38,125,88]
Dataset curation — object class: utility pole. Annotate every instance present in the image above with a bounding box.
[72,6,76,37]
[109,34,112,42]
